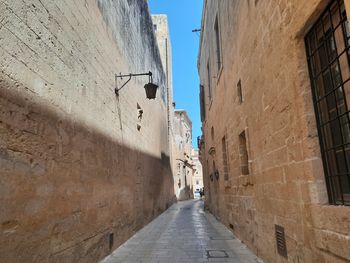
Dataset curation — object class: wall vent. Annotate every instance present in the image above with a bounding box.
[275,225,287,257]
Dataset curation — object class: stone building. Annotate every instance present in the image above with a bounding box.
[0,1,175,262]
[198,0,350,262]
[173,110,193,200]
[191,148,204,195]
[152,14,176,176]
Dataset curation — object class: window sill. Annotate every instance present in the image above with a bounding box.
[332,194,350,206]
[321,201,350,207]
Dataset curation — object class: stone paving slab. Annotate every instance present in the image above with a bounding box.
[100,200,263,263]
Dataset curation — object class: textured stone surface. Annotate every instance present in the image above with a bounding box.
[198,0,350,262]
[152,14,176,186]
[101,200,263,263]
[0,0,175,262]
[192,148,204,195]
[173,110,193,200]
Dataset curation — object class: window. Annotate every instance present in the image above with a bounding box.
[186,131,190,143]
[196,180,199,185]
[177,163,181,175]
[153,24,157,32]
[200,85,206,121]
[305,0,350,205]
[222,136,229,180]
[239,131,249,175]
[214,15,222,71]
[237,79,243,104]
[207,61,212,99]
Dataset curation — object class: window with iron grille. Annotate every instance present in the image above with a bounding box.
[239,131,249,175]
[221,136,229,180]
[305,0,350,205]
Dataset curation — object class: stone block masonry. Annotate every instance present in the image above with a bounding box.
[0,0,175,262]
[198,0,350,262]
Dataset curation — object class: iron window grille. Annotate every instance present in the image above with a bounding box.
[221,136,229,180]
[239,131,249,175]
[305,0,350,205]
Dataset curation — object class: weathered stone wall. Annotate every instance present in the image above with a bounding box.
[191,149,203,195]
[152,14,176,179]
[173,110,193,200]
[0,0,175,262]
[199,0,350,262]
[152,15,173,109]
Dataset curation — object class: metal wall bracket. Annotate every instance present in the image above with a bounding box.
[115,72,153,96]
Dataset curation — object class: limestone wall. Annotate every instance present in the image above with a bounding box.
[198,0,350,262]
[191,149,203,194]
[0,0,175,262]
[152,14,176,180]
[173,110,193,200]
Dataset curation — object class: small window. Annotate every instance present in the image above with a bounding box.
[196,180,199,185]
[237,80,243,104]
[211,126,215,140]
[305,0,350,205]
[239,131,249,175]
[200,85,206,121]
[214,15,222,71]
[153,24,157,32]
[222,136,229,180]
[207,61,212,99]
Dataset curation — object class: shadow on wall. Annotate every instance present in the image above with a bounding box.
[0,80,176,263]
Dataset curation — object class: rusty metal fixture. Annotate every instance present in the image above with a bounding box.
[144,82,158,99]
[176,158,195,170]
[208,146,216,156]
[115,71,158,99]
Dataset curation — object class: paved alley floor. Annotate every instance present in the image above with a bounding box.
[101,200,263,263]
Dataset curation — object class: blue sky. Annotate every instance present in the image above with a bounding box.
[149,0,203,148]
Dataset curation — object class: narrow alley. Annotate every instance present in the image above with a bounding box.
[1,0,350,262]
[101,200,261,263]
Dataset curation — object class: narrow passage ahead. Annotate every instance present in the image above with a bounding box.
[101,200,262,263]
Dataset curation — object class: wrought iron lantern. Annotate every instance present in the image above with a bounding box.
[115,71,158,99]
[144,82,158,100]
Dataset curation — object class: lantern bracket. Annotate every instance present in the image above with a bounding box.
[115,71,153,96]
